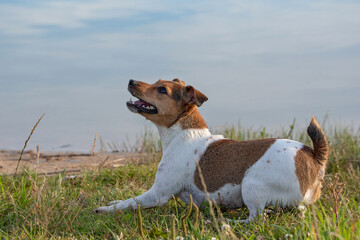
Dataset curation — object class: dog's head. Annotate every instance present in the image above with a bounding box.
[126,79,208,127]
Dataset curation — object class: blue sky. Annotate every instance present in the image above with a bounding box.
[1,0,359,151]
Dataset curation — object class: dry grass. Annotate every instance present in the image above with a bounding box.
[0,118,359,239]
[15,113,45,174]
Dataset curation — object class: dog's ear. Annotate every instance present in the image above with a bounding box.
[183,85,208,107]
[173,78,185,86]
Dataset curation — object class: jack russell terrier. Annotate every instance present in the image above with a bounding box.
[95,79,329,222]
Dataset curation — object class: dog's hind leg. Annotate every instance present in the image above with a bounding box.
[240,179,268,223]
[225,199,265,224]
[239,200,265,223]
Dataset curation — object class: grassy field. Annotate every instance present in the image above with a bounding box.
[0,120,359,239]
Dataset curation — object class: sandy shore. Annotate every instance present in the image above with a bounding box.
[0,150,143,175]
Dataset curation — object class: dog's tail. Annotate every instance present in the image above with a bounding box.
[307,116,329,165]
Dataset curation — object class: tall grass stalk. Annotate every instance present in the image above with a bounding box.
[14,113,45,174]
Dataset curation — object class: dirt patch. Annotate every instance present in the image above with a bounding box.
[0,150,144,175]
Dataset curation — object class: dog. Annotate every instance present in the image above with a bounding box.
[95,79,329,222]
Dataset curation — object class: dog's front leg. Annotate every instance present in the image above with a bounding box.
[95,178,179,213]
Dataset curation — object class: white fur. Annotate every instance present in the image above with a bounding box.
[95,128,306,222]
[95,125,223,212]
[240,139,304,221]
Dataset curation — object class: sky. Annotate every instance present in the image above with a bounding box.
[0,0,359,151]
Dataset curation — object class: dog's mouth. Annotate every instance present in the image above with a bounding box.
[126,98,158,114]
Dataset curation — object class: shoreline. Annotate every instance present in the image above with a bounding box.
[0,149,143,175]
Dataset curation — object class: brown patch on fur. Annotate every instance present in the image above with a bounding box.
[307,181,322,203]
[294,146,325,203]
[294,146,320,195]
[194,138,276,192]
[177,106,208,129]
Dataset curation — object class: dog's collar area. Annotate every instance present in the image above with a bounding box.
[126,98,158,114]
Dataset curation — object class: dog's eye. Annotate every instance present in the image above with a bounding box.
[158,87,167,94]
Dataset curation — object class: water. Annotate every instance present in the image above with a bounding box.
[1,72,359,152]
[1,1,359,151]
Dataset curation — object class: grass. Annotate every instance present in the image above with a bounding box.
[0,119,359,239]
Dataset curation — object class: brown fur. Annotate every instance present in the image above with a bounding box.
[307,116,329,164]
[194,138,276,192]
[128,79,208,128]
[294,117,329,202]
[294,146,322,196]
[177,106,208,129]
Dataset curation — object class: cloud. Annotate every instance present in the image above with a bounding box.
[1,0,359,58]
[79,0,360,62]
[0,0,195,35]
[1,0,359,73]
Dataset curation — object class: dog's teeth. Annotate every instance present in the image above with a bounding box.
[149,106,154,110]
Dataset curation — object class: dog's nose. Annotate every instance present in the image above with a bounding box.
[129,79,137,86]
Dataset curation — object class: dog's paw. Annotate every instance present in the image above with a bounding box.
[93,206,114,214]
[225,218,250,224]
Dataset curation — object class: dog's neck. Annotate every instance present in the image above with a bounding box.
[156,107,210,151]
